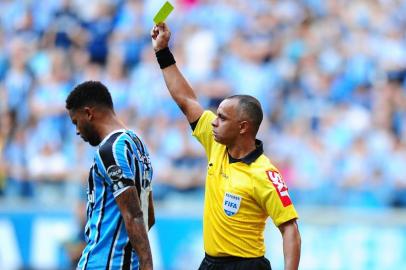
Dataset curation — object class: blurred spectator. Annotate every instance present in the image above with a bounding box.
[27,141,68,182]
[387,138,406,207]
[3,126,33,198]
[44,0,86,49]
[145,116,206,200]
[0,111,9,196]
[82,2,116,65]
[29,48,73,141]
[102,51,131,114]
[112,0,150,68]
[3,38,34,125]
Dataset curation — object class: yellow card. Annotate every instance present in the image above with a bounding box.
[153,1,174,24]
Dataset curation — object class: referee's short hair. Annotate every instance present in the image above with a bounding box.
[66,81,114,111]
[226,95,263,135]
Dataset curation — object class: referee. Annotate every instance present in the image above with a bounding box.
[151,23,301,270]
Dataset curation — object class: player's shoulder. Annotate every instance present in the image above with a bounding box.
[97,130,128,157]
[123,130,149,153]
[124,129,145,145]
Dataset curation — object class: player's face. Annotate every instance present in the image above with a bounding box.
[68,108,100,146]
[211,99,241,145]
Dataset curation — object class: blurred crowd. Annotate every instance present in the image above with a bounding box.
[0,0,406,208]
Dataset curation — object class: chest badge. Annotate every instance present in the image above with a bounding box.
[223,192,242,216]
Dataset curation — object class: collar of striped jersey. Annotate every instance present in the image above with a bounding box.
[98,129,127,146]
[228,139,263,165]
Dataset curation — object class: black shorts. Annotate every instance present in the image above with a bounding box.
[198,253,272,270]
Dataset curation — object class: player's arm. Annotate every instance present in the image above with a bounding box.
[151,22,204,123]
[148,191,155,230]
[116,187,153,270]
[278,219,301,270]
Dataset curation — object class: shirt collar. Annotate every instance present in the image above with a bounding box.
[228,139,264,165]
[98,129,126,146]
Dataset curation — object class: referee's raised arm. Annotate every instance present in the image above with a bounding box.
[151,23,204,123]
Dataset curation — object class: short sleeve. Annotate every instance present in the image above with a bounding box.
[192,110,216,159]
[97,135,136,197]
[253,170,299,226]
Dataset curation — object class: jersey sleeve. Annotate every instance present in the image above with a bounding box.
[96,134,136,198]
[253,170,299,227]
[192,110,216,159]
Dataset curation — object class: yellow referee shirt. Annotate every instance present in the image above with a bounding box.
[192,111,298,258]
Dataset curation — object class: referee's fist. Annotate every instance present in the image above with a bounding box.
[151,22,171,52]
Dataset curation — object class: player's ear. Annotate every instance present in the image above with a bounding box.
[83,106,94,121]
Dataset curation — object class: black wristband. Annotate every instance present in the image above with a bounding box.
[155,47,176,69]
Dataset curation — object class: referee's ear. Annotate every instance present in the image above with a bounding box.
[239,120,249,135]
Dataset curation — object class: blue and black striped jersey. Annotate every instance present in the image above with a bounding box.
[77,129,153,270]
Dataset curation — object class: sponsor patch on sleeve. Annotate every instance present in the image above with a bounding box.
[266,170,292,207]
[107,165,123,181]
[107,165,133,194]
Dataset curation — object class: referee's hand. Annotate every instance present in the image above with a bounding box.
[151,22,171,52]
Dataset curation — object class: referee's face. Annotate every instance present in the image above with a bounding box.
[212,99,240,145]
[68,108,100,146]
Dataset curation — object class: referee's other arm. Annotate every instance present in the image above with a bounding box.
[279,219,301,270]
[150,23,204,124]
